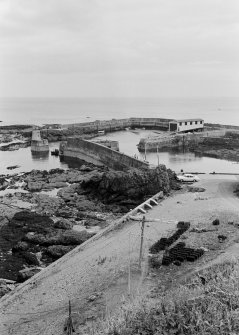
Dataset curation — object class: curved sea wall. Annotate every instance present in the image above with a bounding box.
[62,137,149,171]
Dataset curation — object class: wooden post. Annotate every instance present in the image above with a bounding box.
[139,216,146,269]
[64,300,75,335]
[128,233,131,296]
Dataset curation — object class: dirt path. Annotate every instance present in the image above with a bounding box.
[1,174,239,335]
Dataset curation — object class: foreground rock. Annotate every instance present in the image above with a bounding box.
[0,211,94,282]
[0,164,179,291]
[0,278,17,298]
[80,165,177,212]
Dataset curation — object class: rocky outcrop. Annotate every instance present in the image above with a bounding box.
[81,165,173,205]
[0,141,30,151]
[0,210,95,281]
[192,132,239,162]
[0,165,178,287]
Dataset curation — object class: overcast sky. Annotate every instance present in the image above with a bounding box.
[0,0,238,98]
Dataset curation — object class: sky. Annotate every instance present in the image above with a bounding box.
[0,0,238,98]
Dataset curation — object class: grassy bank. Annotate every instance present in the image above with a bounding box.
[90,260,239,335]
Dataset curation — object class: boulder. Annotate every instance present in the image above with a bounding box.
[55,206,78,218]
[23,232,47,244]
[54,230,94,246]
[17,267,43,282]
[24,230,93,246]
[27,181,44,192]
[54,219,73,230]
[20,251,40,266]
[12,241,29,252]
[45,245,74,259]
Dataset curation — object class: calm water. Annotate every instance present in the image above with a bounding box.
[1,130,239,175]
[0,97,239,126]
[0,97,239,175]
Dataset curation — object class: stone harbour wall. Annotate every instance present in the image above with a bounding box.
[63,137,149,171]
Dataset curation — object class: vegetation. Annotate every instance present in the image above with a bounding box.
[90,260,239,335]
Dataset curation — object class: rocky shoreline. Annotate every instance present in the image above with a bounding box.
[192,131,239,162]
[0,164,178,297]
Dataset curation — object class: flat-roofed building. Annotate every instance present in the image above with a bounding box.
[169,118,204,133]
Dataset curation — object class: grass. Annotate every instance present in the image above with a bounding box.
[87,260,239,335]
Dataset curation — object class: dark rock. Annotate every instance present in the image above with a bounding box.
[218,234,227,242]
[54,219,73,230]
[17,267,42,282]
[81,166,171,204]
[45,245,74,260]
[212,219,220,226]
[7,165,20,170]
[23,233,47,245]
[54,230,94,246]
[24,230,93,246]
[20,252,40,266]
[0,177,9,191]
[55,206,78,218]
[177,221,190,230]
[12,241,29,252]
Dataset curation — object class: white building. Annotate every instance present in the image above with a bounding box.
[169,118,204,133]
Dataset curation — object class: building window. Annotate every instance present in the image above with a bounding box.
[195,121,198,124]
[185,122,187,125]
[190,122,193,125]
[179,122,182,126]
[200,121,202,124]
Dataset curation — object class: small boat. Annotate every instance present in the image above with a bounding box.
[51,149,59,156]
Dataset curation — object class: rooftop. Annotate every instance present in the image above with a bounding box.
[172,118,204,123]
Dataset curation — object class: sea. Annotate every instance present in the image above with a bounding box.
[0,97,239,175]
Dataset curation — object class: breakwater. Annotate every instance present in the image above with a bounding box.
[137,129,226,152]
[61,137,149,171]
[62,117,174,132]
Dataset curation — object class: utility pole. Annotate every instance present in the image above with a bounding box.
[139,216,146,269]
[157,145,159,166]
[144,141,147,161]
[128,233,131,296]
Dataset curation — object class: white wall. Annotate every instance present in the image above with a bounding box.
[177,120,204,132]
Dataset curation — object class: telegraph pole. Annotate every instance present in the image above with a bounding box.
[157,145,159,166]
[128,233,131,296]
[139,216,146,269]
